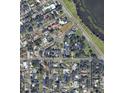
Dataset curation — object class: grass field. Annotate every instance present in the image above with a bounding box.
[63,0,104,53]
[75,29,83,36]
[38,72,43,93]
[63,0,79,19]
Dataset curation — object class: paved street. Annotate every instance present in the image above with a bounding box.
[20,0,104,93]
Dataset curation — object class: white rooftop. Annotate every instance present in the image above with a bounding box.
[42,4,56,12]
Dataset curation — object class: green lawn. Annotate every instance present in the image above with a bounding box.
[38,73,43,93]
[63,0,104,53]
[75,30,83,36]
[63,0,79,19]
[83,40,94,57]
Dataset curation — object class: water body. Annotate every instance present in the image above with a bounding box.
[85,0,104,26]
[73,0,104,41]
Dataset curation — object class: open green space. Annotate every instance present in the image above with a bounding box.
[75,29,83,36]
[63,0,79,19]
[63,0,104,53]
[83,40,92,57]
[38,73,43,93]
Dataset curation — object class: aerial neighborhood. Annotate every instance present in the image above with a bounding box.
[20,0,104,93]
